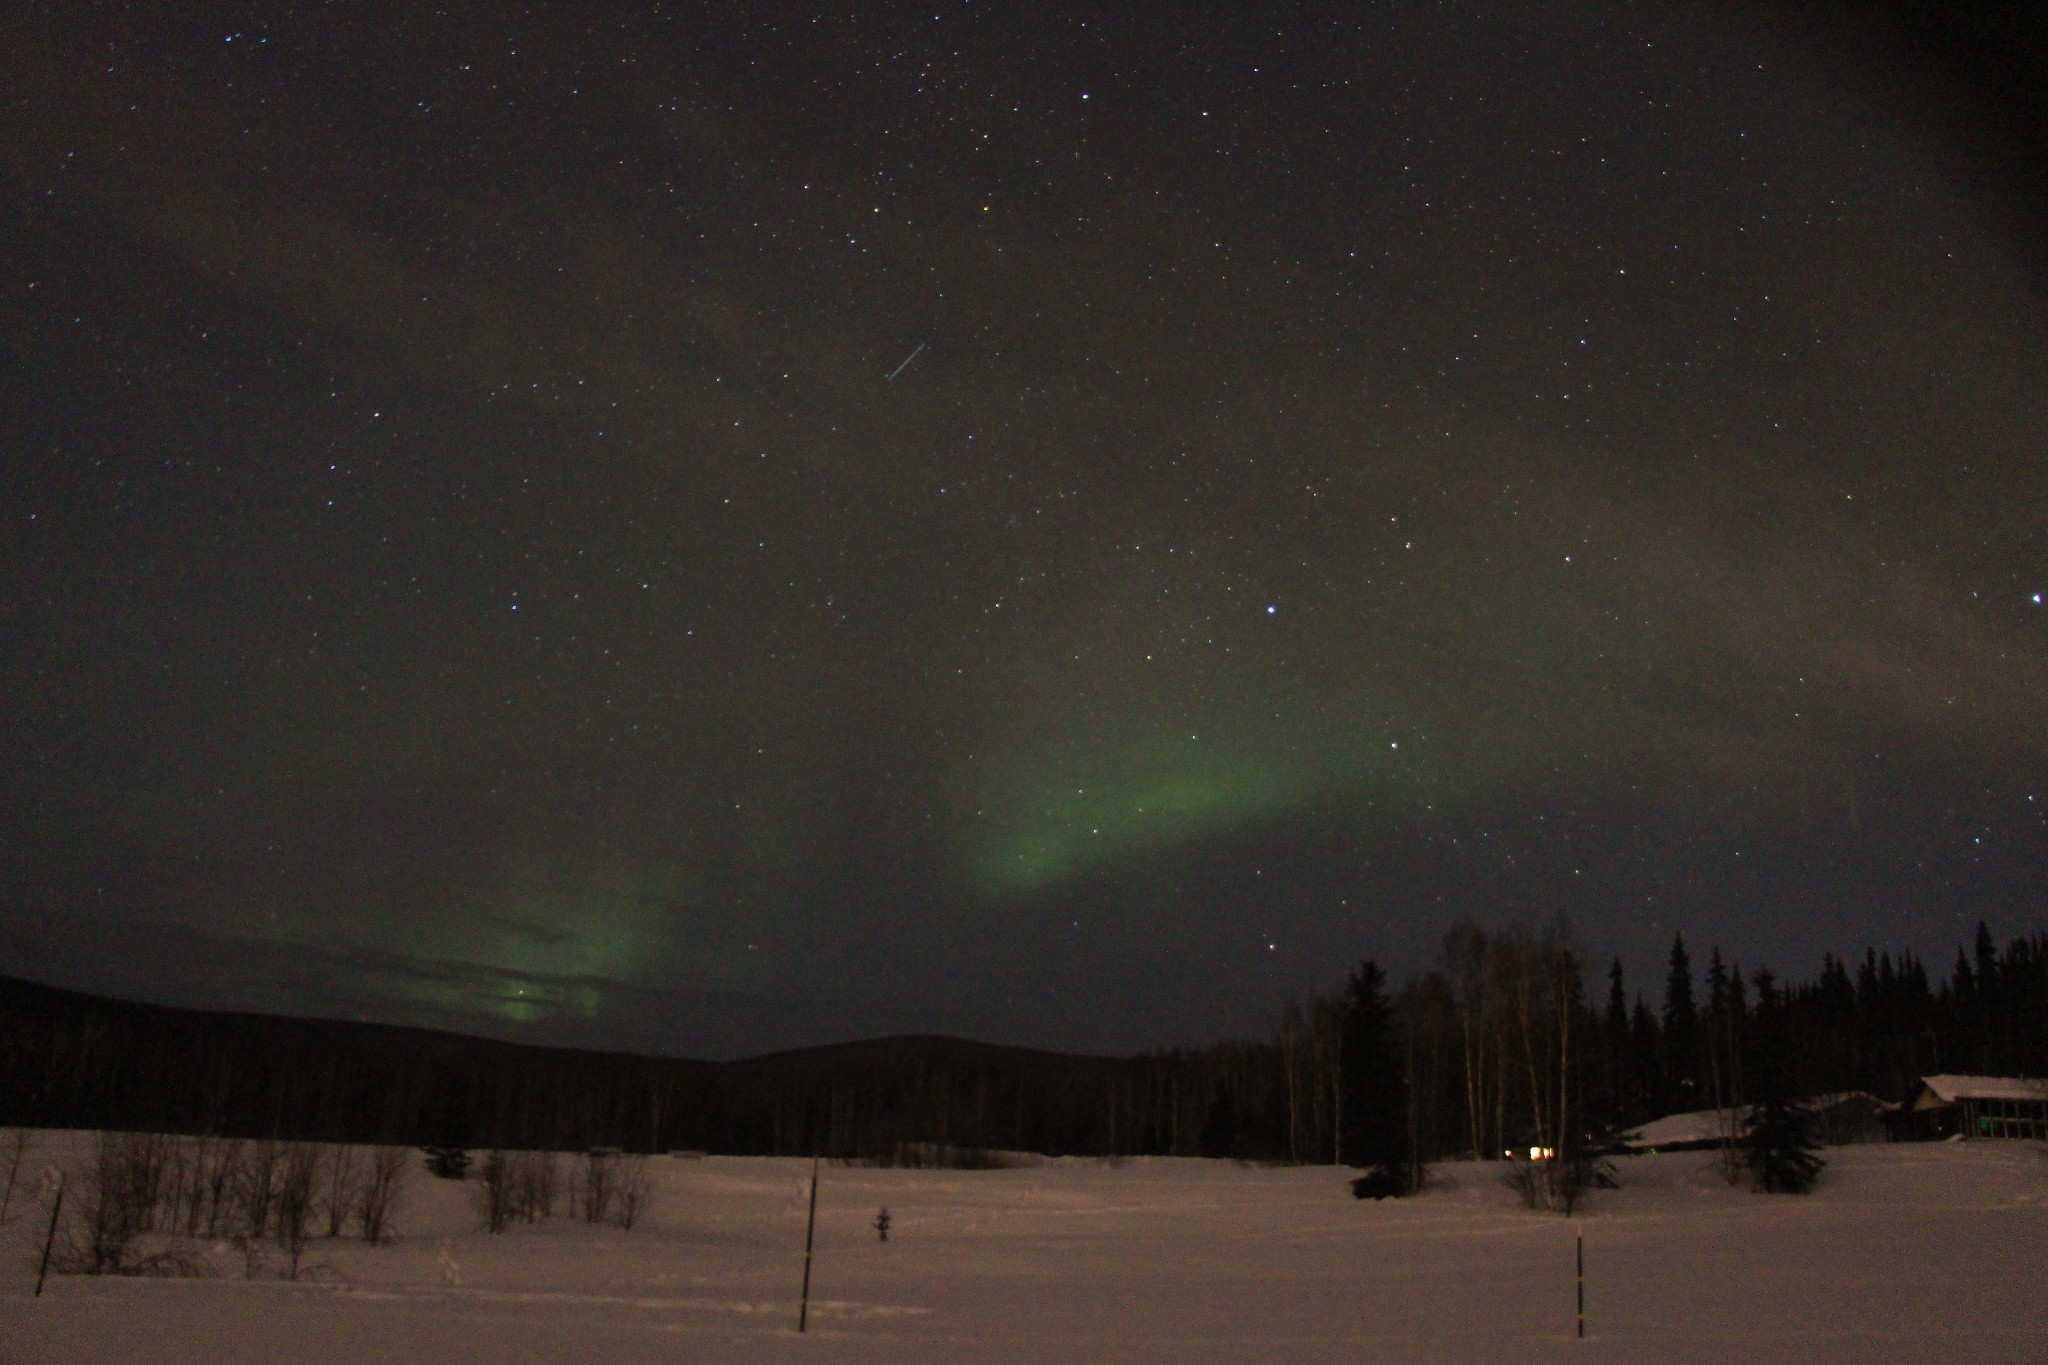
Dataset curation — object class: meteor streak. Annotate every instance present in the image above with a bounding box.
[886,342,926,381]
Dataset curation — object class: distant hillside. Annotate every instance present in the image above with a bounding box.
[0,975,1270,1159]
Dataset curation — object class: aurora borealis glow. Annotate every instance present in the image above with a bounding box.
[3,3,2045,1056]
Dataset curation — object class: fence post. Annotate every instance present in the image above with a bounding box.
[798,1156,819,1332]
[1575,1225,1585,1339]
[35,1175,65,1298]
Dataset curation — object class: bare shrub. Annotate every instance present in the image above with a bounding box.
[1504,1157,1546,1210]
[356,1146,409,1245]
[578,1150,619,1225]
[514,1150,558,1222]
[613,1157,650,1230]
[476,1150,563,1233]
[114,1132,174,1230]
[1718,1135,1745,1187]
[1503,1152,1616,1214]
[476,1151,515,1233]
[56,1133,207,1278]
[71,1134,151,1274]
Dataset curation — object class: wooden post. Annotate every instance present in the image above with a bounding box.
[797,1156,819,1333]
[1575,1226,1585,1339]
[35,1175,64,1298]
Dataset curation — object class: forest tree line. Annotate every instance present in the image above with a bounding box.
[1259,918,2048,1177]
[2,920,2042,1167]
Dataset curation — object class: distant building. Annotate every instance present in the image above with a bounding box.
[1610,1106,1739,1154]
[1892,1076,2048,1142]
[1609,1092,1889,1153]
[1803,1092,1892,1146]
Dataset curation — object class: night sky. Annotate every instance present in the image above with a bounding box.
[4,3,2045,1059]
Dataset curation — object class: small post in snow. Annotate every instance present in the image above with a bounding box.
[798,1156,820,1333]
[35,1173,64,1298]
[1575,1225,1585,1339]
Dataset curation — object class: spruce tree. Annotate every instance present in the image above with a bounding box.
[1630,998,1667,1122]
[1973,921,2004,1072]
[1702,947,1736,1151]
[1340,960,1414,1198]
[1603,959,1632,1130]
[1663,934,1698,1110]
[1743,968,1824,1194]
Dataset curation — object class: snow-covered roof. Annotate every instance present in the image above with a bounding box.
[1616,1092,1887,1148]
[1617,1107,1743,1149]
[1917,1075,2048,1105]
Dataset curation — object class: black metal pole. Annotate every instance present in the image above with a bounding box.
[798,1156,819,1333]
[35,1178,64,1298]
[1575,1227,1585,1339]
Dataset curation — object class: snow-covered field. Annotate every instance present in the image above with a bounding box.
[5,1136,2046,1363]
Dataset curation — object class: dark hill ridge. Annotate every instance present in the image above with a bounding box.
[0,975,1250,1159]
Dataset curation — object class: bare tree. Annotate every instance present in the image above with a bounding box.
[1306,995,1347,1164]
[58,1132,202,1277]
[272,1144,320,1279]
[176,1135,213,1235]
[1706,954,1749,1185]
[1276,998,1307,1163]
[355,1146,408,1246]
[0,1128,32,1224]
[1545,925,1587,1213]
[234,1140,283,1244]
[73,1133,151,1274]
[1473,919,1592,1212]
[1490,924,1550,1169]
[514,1150,559,1222]
[160,1135,192,1242]
[199,1138,243,1237]
[473,1149,571,1232]
[1441,920,1493,1161]
[324,1145,362,1238]
[122,1131,173,1229]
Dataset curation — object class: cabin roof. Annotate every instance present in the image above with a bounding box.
[1915,1075,2048,1107]
[1617,1091,1886,1147]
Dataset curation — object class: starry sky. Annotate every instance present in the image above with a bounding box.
[3,3,2045,1058]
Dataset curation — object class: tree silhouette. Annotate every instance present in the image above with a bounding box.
[1340,961,1414,1197]
[1743,969,1824,1194]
